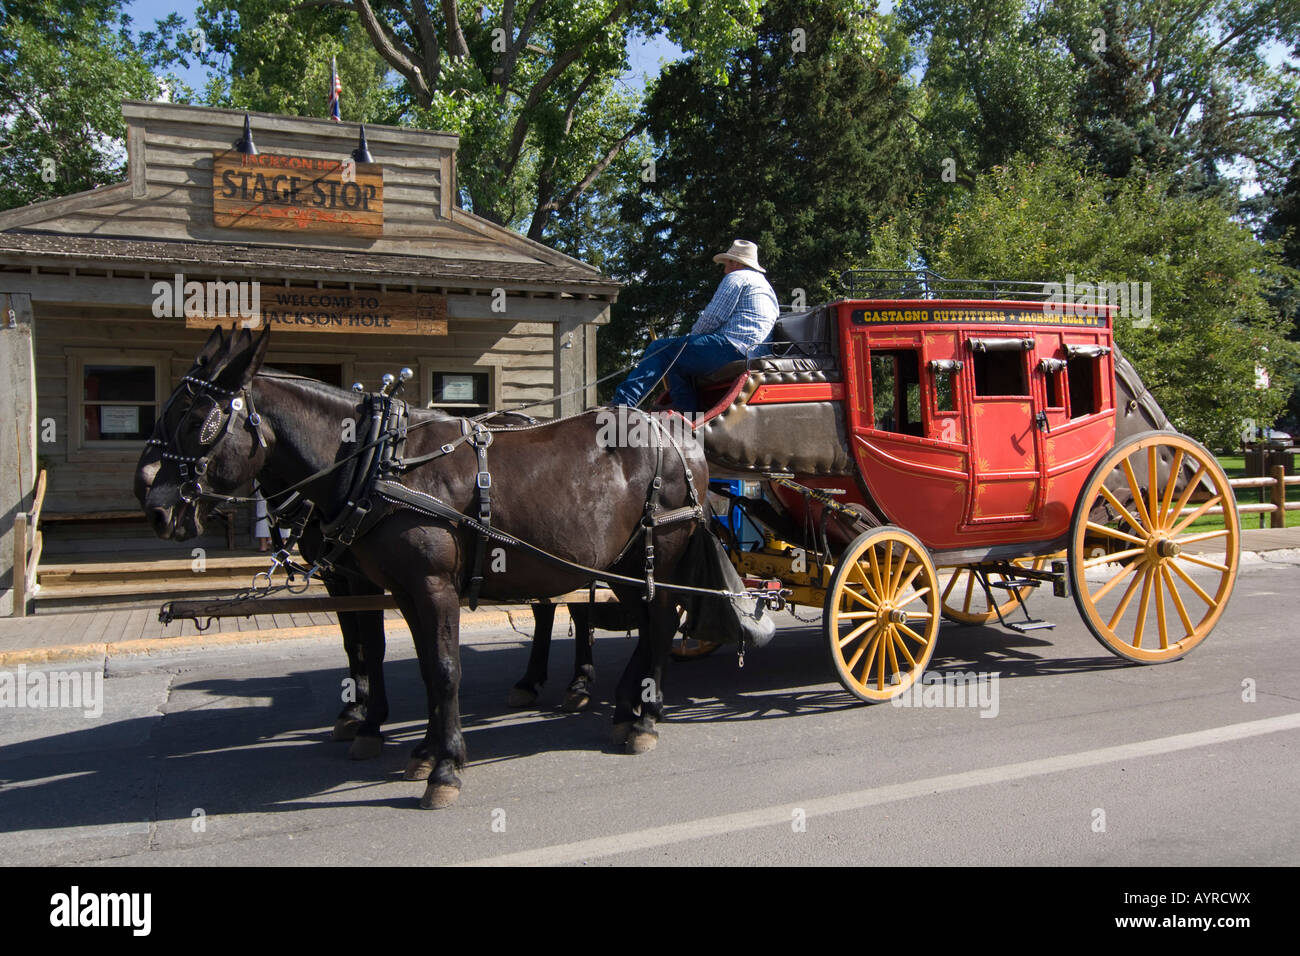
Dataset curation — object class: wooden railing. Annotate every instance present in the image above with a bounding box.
[11,469,47,618]
[1177,465,1299,529]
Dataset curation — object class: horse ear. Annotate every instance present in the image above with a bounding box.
[200,325,226,362]
[211,325,271,390]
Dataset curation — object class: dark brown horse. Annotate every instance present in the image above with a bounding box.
[135,326,716,810]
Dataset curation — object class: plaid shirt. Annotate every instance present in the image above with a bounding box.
[690,269,779,353]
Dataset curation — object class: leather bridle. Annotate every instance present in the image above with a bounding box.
[146,374,268,507]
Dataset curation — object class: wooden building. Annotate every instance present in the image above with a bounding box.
[0,101,617,612]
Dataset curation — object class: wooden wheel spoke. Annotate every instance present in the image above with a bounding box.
[896,563,923,597]
[1132,567,1154,648]
[875,625,888,689]
[891,630,918,669]
[868,546,884,600]
[1084,546,1145,569]
[1106,562,1148,630]
[844,626,877,671]
[896,621,930,646]
[1167,462,1209,528]
[1173,529,1230,546]
[962,570,976,612]
[1170,496,1222,537]
[850,561,880,602]
[881,545,893,600]
[888,553,910,598]
[837,618,876,649]
[896,586,932,609]
[1161,564,1195,638]
[1098,485,1149,539]
[1158,449,1184,525]
[1122,456,1154,531]
[885,630,901,682]
[1177,553,1230,574]
[1147,446,1160,529]
[1090,556,1141,603]
[941,570,961,601]
[1086,521,1148,546]
[842,585,877,610]
[1153,568,1169,650]
[838,610,878,619]
[1168,559,1215,607]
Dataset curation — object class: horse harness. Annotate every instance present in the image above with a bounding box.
[262,390,703,607]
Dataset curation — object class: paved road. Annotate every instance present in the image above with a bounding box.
[2,553,1297,866]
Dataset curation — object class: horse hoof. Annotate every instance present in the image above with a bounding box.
[349,734,384,760]
[612,721,633,746]
[561,691,590,713]
[419,784,461,810]
[332,718,362,741]
[506,686,538,708]
[627,731,658,754]
[404,757,435,781]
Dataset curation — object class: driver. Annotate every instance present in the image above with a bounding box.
[610,239,779,412]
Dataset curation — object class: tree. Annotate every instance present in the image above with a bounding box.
[928,155,1297,448]
[190,0,763,238]
[607,0,916,379]
[0,0,161,211]
[1057,0,1300,204]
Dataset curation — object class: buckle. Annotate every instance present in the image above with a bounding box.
[477,471,492,489]
[441,443,455,455]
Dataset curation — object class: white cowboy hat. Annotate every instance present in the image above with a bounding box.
[713,239,766,273]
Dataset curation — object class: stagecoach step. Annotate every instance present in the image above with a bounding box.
[1006,619,1056,633]
[986,578,1043,590]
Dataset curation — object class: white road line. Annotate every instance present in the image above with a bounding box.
[456,712,1300,867]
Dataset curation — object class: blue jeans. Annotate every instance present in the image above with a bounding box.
[610,332,747,412]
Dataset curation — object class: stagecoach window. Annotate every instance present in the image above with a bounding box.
[870,350,923,435]
[972,350,1028,397]
[1068,355,1100,417]
[81,364,157,441]
[935,368,956,411]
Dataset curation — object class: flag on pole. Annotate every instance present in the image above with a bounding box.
[328,56,342,121]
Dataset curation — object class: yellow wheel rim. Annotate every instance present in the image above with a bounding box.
[1070,433,1239,663]
[824,527,939,702]
[939,555,1055,625]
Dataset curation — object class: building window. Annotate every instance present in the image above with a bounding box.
[72,354,167,448]
[428,369,493,416]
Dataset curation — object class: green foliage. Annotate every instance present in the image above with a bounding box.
[609,0,914,379]
[928,155,1298,448]
[0,0,160,210]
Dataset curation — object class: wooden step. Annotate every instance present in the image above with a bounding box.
[37,555,276,588]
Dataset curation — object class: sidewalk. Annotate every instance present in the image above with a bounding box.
[2,527,1296,667]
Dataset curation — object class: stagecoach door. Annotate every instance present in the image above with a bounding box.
[964,334,1046,524]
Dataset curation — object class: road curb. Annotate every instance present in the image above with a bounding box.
[0,606,542,668]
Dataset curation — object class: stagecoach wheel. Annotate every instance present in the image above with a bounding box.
[938,556,1051,625]
[823,527,939,703]
[1069,432,1240,663]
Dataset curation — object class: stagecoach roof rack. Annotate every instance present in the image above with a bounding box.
[841,269,1063,303]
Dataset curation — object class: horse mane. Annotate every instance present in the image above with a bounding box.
[254,368,463,422]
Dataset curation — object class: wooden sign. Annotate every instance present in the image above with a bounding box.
[212,150,384,237]
[184,286,448,336]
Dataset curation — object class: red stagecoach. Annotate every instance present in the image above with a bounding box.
[663,271,1241,700]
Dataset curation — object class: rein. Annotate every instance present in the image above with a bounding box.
[154,369,779,609]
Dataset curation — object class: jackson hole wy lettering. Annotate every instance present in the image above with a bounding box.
[49,886,151,936]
